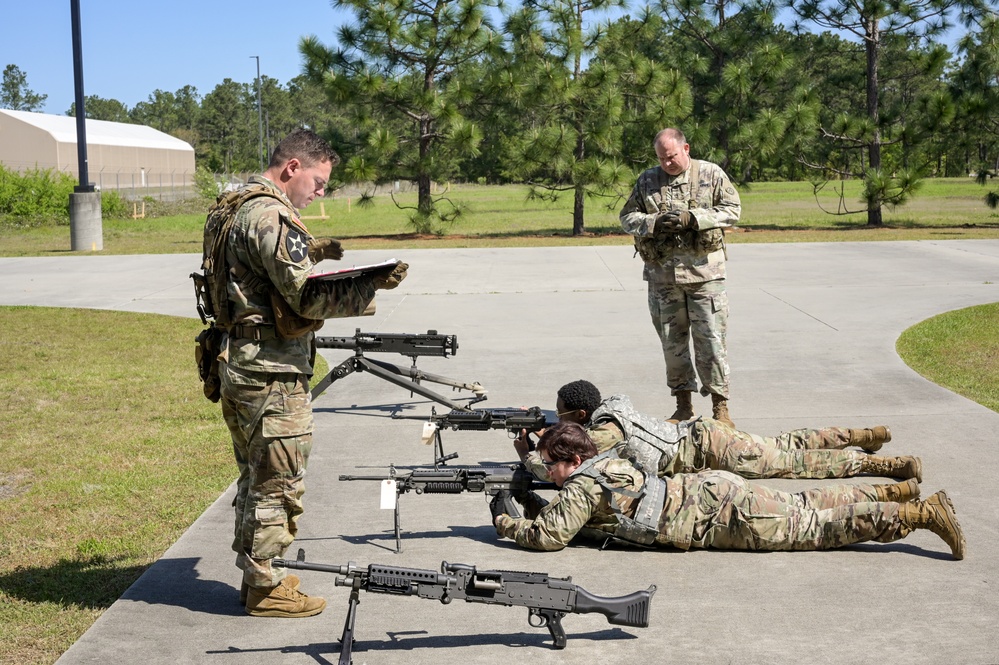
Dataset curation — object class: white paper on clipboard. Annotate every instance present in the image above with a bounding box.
[308,258,400,282]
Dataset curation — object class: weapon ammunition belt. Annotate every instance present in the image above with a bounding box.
[230,324,278,341]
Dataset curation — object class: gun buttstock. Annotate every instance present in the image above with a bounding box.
[573,584,657,628]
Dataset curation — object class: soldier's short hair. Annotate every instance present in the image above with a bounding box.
[654,128,686,147]
[269,128,341,169]
[538,421,598,464]
[557,380,601,415]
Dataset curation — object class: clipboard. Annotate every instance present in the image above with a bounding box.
[308,258,401,282]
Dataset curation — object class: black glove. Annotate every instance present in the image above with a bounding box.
[654,210,695,233]
[372,261,409,290]
[307,237,344,262]
[490,490,522,521]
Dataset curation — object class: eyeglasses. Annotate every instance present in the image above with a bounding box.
[541,457,561,468]
[555,409,576,417]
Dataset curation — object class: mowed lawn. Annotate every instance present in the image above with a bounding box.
[1,178,998,256]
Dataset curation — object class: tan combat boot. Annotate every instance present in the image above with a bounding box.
[897,490,966,560]
[711,394,734,428]
[245,578,326,617]
[240,574,300,605]
[670,390,694,421]
[874,479,920,503]
[860,455,922,482]
[848,426,892,452]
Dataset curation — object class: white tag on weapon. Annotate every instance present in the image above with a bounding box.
[380,479,397,509]
[421,421,438,446]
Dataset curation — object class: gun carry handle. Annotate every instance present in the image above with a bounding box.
[529,608,567,649]
[573,584,657,628]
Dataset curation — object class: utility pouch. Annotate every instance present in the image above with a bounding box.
[195,324,224,402]
[270,291,324,340]
[190,272,213,325]
[699,228,725,253]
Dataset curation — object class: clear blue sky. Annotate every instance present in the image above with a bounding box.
[0,0,352,115]
[1,2,970,118]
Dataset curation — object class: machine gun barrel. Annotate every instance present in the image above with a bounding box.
[315,328,457,358]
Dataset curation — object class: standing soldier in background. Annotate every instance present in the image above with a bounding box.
[620,128,740,426]
[202,129,408,618]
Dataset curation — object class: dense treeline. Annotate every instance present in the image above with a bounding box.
[3,1,999,232]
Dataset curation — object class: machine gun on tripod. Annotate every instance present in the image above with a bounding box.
[311,329,487,411]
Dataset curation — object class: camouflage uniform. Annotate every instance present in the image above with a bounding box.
[620,160,740,398]
[216,175,377,589]
[496,457,911,552]
[525,405,865,481]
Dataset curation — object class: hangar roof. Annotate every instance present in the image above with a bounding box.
[0,109,193,152]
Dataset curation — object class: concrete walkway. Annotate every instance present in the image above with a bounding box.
[2,241,997,665]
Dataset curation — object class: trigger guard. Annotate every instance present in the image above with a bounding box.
[528,609,548,627]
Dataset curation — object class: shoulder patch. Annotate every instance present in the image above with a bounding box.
[726,186,736,195]
[285,228,308,263]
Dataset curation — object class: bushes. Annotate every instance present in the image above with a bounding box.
[0,164,76,224]
[0,165,142,224]
[101,190,129,219]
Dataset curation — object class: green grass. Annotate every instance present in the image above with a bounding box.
[0,308,329,664]
[2,179,998,256]
[896,303,999,413]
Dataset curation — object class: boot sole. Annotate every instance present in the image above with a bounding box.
[245,602,326,618]
[932,491,966,560]
[864,426,892,453]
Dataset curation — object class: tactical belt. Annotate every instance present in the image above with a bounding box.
[229,324,278,341]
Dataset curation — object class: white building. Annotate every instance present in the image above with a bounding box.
[0,109,195,196]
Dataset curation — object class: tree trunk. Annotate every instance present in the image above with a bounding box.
[418,116,433,216]
[865,18,883,227]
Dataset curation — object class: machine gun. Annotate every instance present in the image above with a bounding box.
[272,548,657,664]
[393,406,559,466]
[339,463,556,552]
[311,329,487,411]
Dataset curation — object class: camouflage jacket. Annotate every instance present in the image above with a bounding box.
[220,175,377,375]
[619,160,741,285]
[495,456,699,551]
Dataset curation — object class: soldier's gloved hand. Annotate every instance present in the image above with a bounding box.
[307,237,344,262]
[372,261,409,290]
[490,490,519,523]
[655,210,695,233]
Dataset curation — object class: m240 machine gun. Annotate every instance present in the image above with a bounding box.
[339,463,556,552]
[273,548,657,664]
[311,329,487,411]
[394,406,559,466]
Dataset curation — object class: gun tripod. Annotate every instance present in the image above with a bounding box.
[310,330,487,411]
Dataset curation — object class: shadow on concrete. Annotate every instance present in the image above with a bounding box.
[205,627,639,663]
[121,557,244,617]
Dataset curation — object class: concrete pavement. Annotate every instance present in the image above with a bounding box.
[2,241,997,664]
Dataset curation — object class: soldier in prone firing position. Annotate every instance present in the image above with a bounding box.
[513,380,921,485]
[495,422,966,559]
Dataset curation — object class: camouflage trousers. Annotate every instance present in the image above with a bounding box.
[665,470,908,552]
[648,279,729,398]
[670,419,865,479]
[220,362,314,589]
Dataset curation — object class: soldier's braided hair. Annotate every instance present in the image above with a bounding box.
[557,380,601,415]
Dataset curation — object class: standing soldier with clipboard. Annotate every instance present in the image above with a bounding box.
[200,129,408,618]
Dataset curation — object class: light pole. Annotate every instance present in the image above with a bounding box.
[250,55,263,171]
[69,0,102,251]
